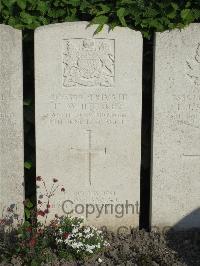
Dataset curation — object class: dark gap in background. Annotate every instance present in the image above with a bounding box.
[140,37,154,231]
[22,30,36,204]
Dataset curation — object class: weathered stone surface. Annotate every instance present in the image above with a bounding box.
[0,25,24,222]
[151,24,200,230]
[35,22,142,230]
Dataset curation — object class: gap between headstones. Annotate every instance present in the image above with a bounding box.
[139,37,154,231]
[22,30,36,206]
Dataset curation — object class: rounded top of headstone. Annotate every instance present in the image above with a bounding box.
[0,24,21,32]
[34,21,142,38]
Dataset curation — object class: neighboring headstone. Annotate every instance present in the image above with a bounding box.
[152,24,200,230]
[0,25,24,223]
[35,22,142,230]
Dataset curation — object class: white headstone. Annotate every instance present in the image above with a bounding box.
[152,24,200,230]
[35,22,142,230]
[0,25,24,222]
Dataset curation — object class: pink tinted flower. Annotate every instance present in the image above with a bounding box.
[0,219,5,225]
[29,238,36,248]
[37,210,45,217]
[63,232,70,239]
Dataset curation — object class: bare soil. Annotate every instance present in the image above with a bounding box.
[83,229,200,266]
[1,229,200,266]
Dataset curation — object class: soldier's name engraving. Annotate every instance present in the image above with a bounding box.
[172,92,200,129]
[43,93,129,126]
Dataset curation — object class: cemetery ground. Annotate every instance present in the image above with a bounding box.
[0,222,200,265]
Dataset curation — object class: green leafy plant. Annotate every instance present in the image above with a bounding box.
[0,0,199,38]
[24,198,34,220]
[15,220,55,265]
[0,177,109,265]
[13,216,109,264]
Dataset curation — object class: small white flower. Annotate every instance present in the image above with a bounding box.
[90,245,95,250]
[97,243,101,248]
[103,241,110,247]
[72,227,79,234]
[56,238,63,244]
[87,249,93,254]
[84,227,90,234]
[98,258,103,263]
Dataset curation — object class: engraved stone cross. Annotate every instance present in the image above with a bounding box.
[70,130,107,186]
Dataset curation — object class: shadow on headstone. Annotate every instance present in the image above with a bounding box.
[165,208,200,266]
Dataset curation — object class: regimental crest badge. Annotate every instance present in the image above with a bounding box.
[186,43,200,87]
[63,39,115,88]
